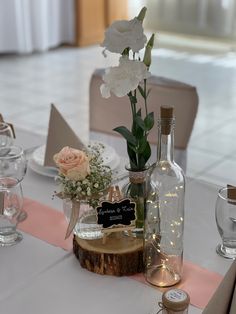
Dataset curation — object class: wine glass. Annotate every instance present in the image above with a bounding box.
[0,146,27,182]
[0,177,27,246]
[215,186,236,259]
[0,122,14,150]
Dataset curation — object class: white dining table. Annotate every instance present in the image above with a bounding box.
[0,129,232,314]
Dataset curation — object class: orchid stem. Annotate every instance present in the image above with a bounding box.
[144,79,148,116]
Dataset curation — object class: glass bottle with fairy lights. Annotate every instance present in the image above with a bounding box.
[144,106,185,287]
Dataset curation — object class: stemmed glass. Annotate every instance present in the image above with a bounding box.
[215,186,236,259]
[0,122,14,150]
[0,146,27,181]
[0,177,27,246]
[0,146,27,246]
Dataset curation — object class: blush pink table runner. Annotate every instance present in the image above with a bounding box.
[131,262,222,309]
[19,198,73,251]
[19,197,223,309]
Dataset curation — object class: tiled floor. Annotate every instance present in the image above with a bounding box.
[0,45,236,187]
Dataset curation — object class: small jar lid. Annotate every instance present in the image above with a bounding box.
[162,289,190,311]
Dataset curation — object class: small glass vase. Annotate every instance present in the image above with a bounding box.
[63,198,104,240]
[121,166,150,237]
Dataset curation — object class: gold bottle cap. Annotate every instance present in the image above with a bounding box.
[162,289,190,311]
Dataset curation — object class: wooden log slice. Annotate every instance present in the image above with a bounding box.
[73,233,144,276]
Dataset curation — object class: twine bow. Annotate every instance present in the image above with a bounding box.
[156,302,166,314]
[65,199,80,239]
[56,192,81,239]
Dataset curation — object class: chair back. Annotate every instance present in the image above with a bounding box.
[89,69,198,150]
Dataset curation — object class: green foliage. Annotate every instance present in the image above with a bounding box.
[114,82,154,170]
[113,126,137,146]
[144,112,154,131]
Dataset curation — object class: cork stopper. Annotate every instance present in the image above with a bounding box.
[162,289,190,311]
[160,106,174,135]
[227,184,236,205]
[161,106,174,119]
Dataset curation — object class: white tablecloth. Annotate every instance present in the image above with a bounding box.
[0,129,232,314]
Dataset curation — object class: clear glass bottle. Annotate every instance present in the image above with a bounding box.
[144,106,185,287]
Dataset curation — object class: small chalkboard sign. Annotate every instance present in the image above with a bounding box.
[96,198,136,229]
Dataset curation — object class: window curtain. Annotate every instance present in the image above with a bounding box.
[145,0,236,40]
[0,0,74,54]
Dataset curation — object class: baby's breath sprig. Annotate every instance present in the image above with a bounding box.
[56,143,112,208]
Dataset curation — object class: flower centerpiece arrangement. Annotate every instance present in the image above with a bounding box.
[100,7,155,233]
[54,144,112,238]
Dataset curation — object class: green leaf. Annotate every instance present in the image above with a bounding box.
[127,145,137,168]
[128,94,137,104]
[144,112,154,131]
[136,108,142,116]
[113,126,137,146]
[138,156,146,170]
[138,85,145,98]
[137,137,148,153]
[127,140,152,170]
[135,115,146,131]
[147,88,151,98]
[142,142,151,163]
[134,124,145,140]
[132,110,144,139]
[127,142,138,153]
[137,7,147,22]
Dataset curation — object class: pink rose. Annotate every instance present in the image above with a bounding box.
[53,146,90,181]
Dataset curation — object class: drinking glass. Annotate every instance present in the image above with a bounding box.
[0,122,14,149]
[0,146,27,182]
[215,186,236,259]
[0,177,27,246]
